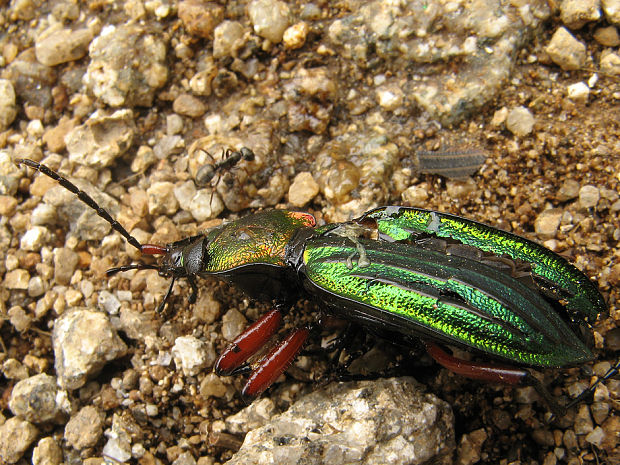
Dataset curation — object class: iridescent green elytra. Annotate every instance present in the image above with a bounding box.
[197,206,604,369]
[357,206,605,322]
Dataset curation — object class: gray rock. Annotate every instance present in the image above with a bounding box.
[84,24,168,107]
[53,309,128,390]
[153,134,185,159]
[98,290,121,315]
[221,308,248,341]
[225,378,454,465]
[545,27,587,71]
[65,109,136,168]
[101,413,133,463]
[64,405,104,449]
[326,0,550,124]
[190,189,224,221]
[8,374,67,423]
[0,417,39,464]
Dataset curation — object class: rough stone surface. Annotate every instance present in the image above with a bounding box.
[545,27,587,70]
[0,417,39,464]
[8,374,67,424]
[83,24,168,107]
[0,79,17,129]
[248,0,291,43]
[65,109,136,168]
[171,336,215,376]
[35,26,94,66]
[52,309,128,390]
[225,378,454,465]
[64,405,104,449]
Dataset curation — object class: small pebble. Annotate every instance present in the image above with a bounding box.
[220,308,247,341]
[64,405,104,449]
[506,106,535,136]
[545,27,587,71]
[171,336,214,376]
[602,0,620,25]
[600,50,620,76]
[0,79,17,130]
[283,22,309,49]
[593,26,620,47]
[567,82,589,103]
[288,172,319,207]
[535,209,563,240]
[173,94,207,118]
[213,20,245,58]
[560,0,601,30]
[248,0,291,43]
[579,185,600,209]
[200,373,228,398]
[32,437,63,465]
[0,417,39,464]
[178,0,224,38]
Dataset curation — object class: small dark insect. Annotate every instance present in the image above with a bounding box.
[14,158,618,416]
[195,147,255,187]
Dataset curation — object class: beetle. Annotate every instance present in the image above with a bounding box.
[14,158,616,414]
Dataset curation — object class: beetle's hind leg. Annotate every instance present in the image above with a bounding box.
[423,341,566,416]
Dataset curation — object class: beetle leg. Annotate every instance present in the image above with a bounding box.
[424,341,565,416]
[187,276,198,304]
[241,327,310,400]
[157,277,176,313]
[215,309,283,376]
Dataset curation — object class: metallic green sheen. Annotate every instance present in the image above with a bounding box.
[358,206,605,321]
[302,236,593,367]
[203,210,315,272]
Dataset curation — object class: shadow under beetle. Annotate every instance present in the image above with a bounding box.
[15,158,618,415]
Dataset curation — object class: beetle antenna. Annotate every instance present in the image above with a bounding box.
[106,264,160,276]
[564,358,620,410]
[15,159,143,251]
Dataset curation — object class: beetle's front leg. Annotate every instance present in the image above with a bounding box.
[215,308,284,376]
[241,326,310,399]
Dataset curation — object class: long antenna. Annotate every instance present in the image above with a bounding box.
[14,159,143,251]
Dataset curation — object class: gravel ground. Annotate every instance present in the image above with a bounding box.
[0,1,618,464]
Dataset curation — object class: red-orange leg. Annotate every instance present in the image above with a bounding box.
[215,309,283,376]
[424,341,530,384]
[242,327,310,399]
[424,341,564,415]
